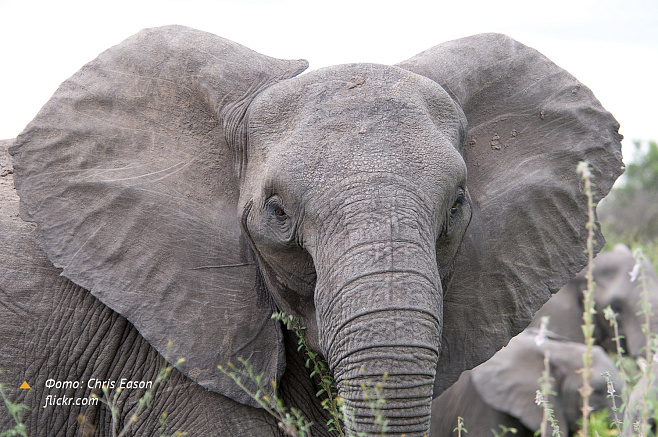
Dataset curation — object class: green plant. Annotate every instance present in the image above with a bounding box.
[218,358,313,437]
[631,247,658,436]
[586,409,617,436]
[271,311,345,436]
[535,316,563,437]
[157,412,188,437]
[453,416,467,436]
[603,307,631,430]
[491,424,517,436]
[357,369,389,436]
[0,371,28,437]
[603,369,624,434]
[578,161,598,437]
[219,310,348,437]
[597,246,658,436]
[221,311,409,437]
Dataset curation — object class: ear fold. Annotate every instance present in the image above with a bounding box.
[397,33,624,394]
[10,26,307,407]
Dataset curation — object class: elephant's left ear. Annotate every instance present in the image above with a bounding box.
[397,33,624,394]
[10,25,307,407]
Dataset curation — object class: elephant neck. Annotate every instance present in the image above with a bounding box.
[278,328,336,436]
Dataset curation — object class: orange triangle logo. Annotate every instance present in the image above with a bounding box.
[19,381,30,389]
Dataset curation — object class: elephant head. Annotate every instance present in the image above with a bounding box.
[430,331,619,436]
[9,26,623,435]
[531,244,658,357]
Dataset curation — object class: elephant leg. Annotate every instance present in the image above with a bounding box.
[0,271,284,436]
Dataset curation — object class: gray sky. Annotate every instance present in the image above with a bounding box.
[1,0,656,163]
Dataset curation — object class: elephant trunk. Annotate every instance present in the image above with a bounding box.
[317,267,442,436]
[309,187,444,435]
[332,312,439,436]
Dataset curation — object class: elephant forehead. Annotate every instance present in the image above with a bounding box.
[247,63,467,194]
[249,63,464,145]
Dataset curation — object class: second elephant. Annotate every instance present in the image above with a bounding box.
[530,244,658,357]
[430,331,619,436]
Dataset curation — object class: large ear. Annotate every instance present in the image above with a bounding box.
[397,33,624,394]
[470,333,569,432]
[10,25,308,407]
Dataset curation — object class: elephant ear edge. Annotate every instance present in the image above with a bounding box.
[10,25,308,407]
[397,33,624,395]
[470,333,570,432]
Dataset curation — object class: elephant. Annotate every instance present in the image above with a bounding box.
[624,362,658,436]
[429,331,619,436]
[0,25,623,436]
[529,244,658,358]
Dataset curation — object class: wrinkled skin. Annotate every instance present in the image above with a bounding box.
[1,26,623,436]
[530,244,658,357]
[242,65,470,430]
[430,332,619,436]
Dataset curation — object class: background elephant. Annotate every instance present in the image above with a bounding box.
[429,331,619,436]
[624,363,658,436]
[1,26,622,436]
[530,244,658,357]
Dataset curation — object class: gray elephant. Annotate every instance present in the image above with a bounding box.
[0,26,623,436]
[624,362,658,435]
[530,244,658,357]
[430,331,618,436]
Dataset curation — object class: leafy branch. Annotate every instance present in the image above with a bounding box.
[0,371,28,437]
[271,311,345,437]
[577,161,597,437]
[218,358,312,437]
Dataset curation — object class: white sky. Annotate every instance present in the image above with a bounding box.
[1,0,656,163]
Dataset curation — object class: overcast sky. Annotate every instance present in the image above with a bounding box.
[1,0,656,163]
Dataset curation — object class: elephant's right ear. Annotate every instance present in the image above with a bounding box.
[10,25,308,407]
[398,33,624,395]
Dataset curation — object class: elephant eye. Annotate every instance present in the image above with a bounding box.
[450,194,465,216]
[271,204,287,221]
[444,191,470,236]
[265,196,287,221]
